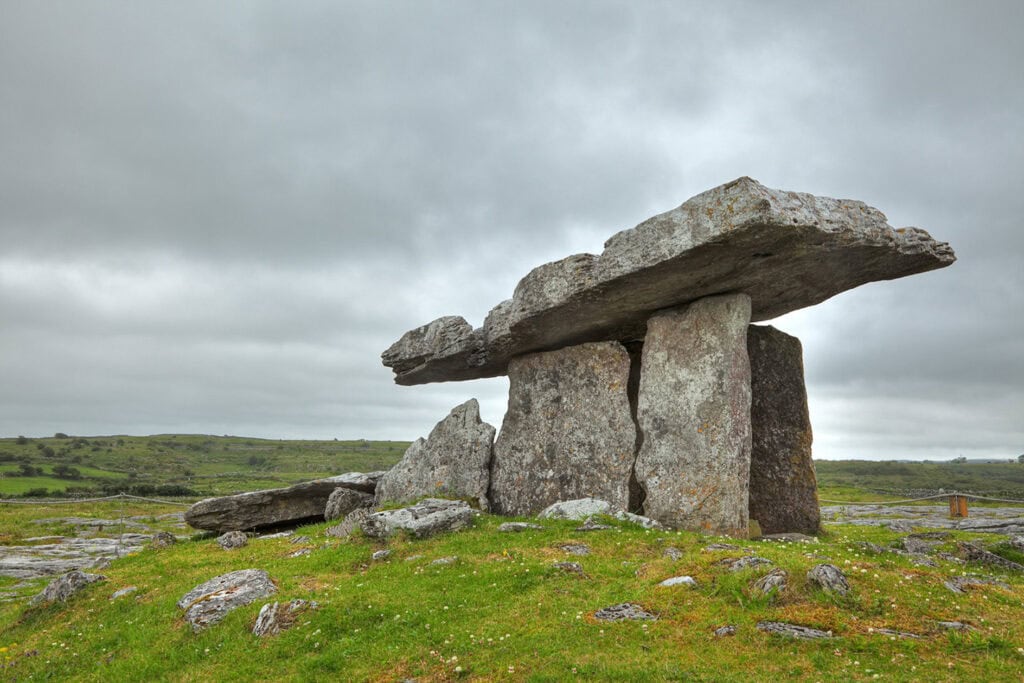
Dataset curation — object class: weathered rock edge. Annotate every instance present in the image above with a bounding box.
[184,472,384,532]
[383,176,955,384]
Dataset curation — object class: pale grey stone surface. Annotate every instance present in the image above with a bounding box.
[807,564,850,596]
[747,325,820,535]
[30,570,106,605]
[752,568,788,594]
[325,508,373,539]
[756,621,833,639]
[324,487,374,521]
[177,569,276,632]
[498,522,545,533]
[110,586,138,600]
[383,177,954,385]
[658,575,697,587]
[252,599,316,637]
[375,399,496,510]
[184,472,384,532]
[538,498,614,521]
[490,343,636,516]
[634,294,752,534]
[594,603,657,621]
[217,531,248,550]
[360,498,473,539]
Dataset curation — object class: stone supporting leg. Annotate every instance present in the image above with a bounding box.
[488,342,636,516]
[747,325,820,534]
[634,293,752,534]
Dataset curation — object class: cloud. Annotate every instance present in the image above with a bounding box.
[0,1,1020,459]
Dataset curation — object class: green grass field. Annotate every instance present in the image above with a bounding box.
[0,435,409,498]
[2,502,1024,681]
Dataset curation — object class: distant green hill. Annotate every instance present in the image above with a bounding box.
[0,434,409,498]
[815,459,1024,500]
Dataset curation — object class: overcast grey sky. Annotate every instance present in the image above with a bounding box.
[1,1,1021,459]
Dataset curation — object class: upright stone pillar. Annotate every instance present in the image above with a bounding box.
[635,293,752,535]
[489,342,636,516]
[747,325,820,534]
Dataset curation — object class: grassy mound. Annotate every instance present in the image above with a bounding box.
[2,504,1024,681]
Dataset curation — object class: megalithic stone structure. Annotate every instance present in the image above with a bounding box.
[380,177,955,535]
[747,325,820,535]
[634,294,753,535]
[488,342,636,516]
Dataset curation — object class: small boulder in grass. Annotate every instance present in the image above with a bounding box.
[714,625,737,637]
[150,531,177,549]
[752,568,788,595]
[658,576,698,588]
[217,531,248,550]
[178,569,276,632]
[252,599,318,637]
[324,487,374,522]
[31,570,105,606]
[807,563,849,596]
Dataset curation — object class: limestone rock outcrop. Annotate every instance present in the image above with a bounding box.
[177,569,276,632]
[360,498,473,539]
[375,399,496,510]
[383,177,955,385]
[747,325,820,535]
[184,472,383,532]
[488,343,636,516]
[634,294,752,534]
[324,487,374,521]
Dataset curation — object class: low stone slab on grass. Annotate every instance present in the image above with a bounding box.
[361,499,473,539]
[177,569,277,632]
[756,621,833,639]
[184,472,384,532]
[594,603,657,622]
[658,576,697,588]
[497,522,544,533]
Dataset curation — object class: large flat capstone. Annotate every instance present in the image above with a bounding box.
[634,294,752,535]
[382,177,954,385]
[747,325,821,535]
[488,342,636,516]
[184,472,383,532]
[375,398,496,510]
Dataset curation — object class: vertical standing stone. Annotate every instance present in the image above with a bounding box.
[747,325,820,535]
[635,294,752,534]
[375,399,496,510]
[489,342,636,516]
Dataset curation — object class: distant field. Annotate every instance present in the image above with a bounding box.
[0,434,409,498]
[815,459,1024,501]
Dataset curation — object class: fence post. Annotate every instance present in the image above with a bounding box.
[949,494,969,518]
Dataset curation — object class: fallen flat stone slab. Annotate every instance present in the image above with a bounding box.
[361,499,473,539]
[177,569,276,632]
[594,603,657,621]
[958,542,1024,572]
[872,627,923,639]
[756,621,833,639]
[184,472,384,532]
[497,522,545,533]
[375,399,495,510]
[383,177,954,385]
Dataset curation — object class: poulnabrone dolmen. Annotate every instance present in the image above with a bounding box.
[380,177,955,537]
